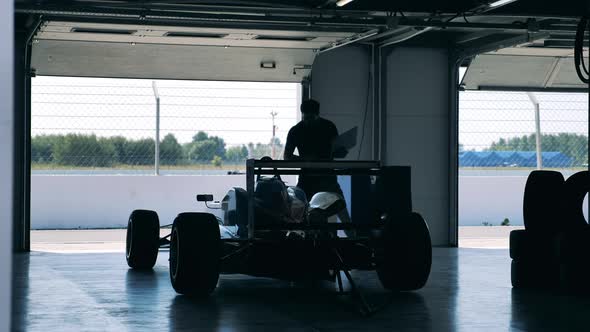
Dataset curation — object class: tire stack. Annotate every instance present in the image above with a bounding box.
[510,170,589,291]
[556,171,590,292]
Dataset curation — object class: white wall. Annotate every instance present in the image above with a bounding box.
[311,45,373,160]
[460,176,527,226]
[460,173,589,226]
[384,47,451,245]
[31,175,294,229]
[32,175,246,228]
[0,1,13,329]
[31,173,588,229]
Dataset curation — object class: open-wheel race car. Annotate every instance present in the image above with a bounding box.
[125,159,432,314]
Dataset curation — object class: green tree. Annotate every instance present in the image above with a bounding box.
[160,133,183,165]
[53,133,116,167]
[487,133,588,166]
[190,140,218,162]
[193,131,209,142]
[247,142,270,159]
[247,138,285,159]
[187,131,226,162]
[105,136,127,164]
[226,145,249,163]
[31,134,64,163]
[211,155,223,168]
[123,138,155,165]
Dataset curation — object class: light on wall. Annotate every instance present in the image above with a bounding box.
[260,61,276,69]
[489,0,517,8]
[336,0,354,7]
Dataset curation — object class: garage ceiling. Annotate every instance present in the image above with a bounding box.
[37,21,356,50]
[462,52,588,91]
[17,0,590,86]
[33,39,318,82]
[31,21,366,82]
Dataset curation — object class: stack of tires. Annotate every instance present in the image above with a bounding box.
[510,170,589,291]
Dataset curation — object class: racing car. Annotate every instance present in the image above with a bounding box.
[125,159,432,311]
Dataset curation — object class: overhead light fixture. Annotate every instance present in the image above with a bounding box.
[255,35,315,42]
[71,27,136,35]
[336,0,354,7]
[260,61,276,69]
[489,0,517,8]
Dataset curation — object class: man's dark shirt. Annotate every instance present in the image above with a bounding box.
[285,117,338,160]
[284,117,342,199]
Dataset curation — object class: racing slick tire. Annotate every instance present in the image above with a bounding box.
[170,212,220,296]
[511,260,559,289]
[523,170,565,233]
[376,212,432,291]
[126,209,160,269]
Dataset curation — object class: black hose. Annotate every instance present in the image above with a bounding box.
[574,17,589,83]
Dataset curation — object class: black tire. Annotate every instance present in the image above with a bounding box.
[170,212,220,296]
[560,263,590,293]
[509,229,559,261]
[563,171,589,227]
[555,226,590,262]
[126,209,160,269]
[509,230,527,260]
[523,170,564,233]
[511,260,559,289]
[376,212,432,291]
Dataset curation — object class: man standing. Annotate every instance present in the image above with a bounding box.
[284,99,344,200]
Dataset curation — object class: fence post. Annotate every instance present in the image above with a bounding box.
[527,92,542,170]
[152,81,160,175]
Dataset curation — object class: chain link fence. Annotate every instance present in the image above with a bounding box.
[32,78,589,174]
[459,91,588,170]
[459,90,588,228]
[31,76,300,174]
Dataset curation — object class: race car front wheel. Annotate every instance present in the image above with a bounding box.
[375,212,432,291]
[126,209,160,269]
[170,212,220,296]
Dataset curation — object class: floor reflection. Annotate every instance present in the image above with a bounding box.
[169,296,221,331]
[14,249,590,331]
[11,254,31,332]
[511,288,590,331]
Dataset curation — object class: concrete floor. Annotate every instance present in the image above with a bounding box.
[459,226,524,248]
[30,226,523,252]
[12,247,590,331]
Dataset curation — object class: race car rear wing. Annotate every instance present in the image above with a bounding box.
[245,159,412,239]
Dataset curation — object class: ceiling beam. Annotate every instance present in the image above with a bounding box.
[455,31,497,44]
[457,32,549,58]
[39,15,368,33]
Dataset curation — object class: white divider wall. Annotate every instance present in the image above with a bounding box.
[384,47,451,246]
[31,175,246,228]
[1,1,14,329]
[31,175,293,229]
[311,45,373,160]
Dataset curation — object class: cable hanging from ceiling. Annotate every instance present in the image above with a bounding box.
[574,16,589,83]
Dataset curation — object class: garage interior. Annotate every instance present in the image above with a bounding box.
[3,0,589,331]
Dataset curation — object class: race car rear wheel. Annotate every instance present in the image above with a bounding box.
[375,212,432,291]
[126,209,160,269]
[170,212,220,296]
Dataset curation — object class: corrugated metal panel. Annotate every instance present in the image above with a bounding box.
[31,20,367,81]
[462,53,588,91]
[32,40,315,82]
